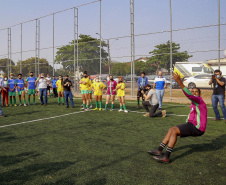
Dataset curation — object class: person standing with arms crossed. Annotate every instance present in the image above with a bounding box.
[36,73,50,106]
[209,69,226,122]
[63,75,74,108]
[153,71,167,110]
[16,74,27,106]
[104,75,117,111]
[137,72,148,108]
[26,72,36,105]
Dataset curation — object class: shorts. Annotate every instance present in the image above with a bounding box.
[47,86,51,91]
[89,90,92,94]
[18,90,24,95]
[137,90,144,98]
[81,90,89,94]
[177,122,204,137]
[57,91,64,93]
[28,89,36,95]
[107,93,116,96]
[9,91,16,96]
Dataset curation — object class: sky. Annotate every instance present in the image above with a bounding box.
[0,0,226,71]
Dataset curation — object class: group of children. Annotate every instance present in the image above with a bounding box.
[79,71,128,113]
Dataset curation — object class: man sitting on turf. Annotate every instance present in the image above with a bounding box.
[147,72,207,164]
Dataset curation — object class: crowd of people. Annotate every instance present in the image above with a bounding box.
[0,69,225,164]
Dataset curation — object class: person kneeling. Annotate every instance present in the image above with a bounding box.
[142,84,166,118]
[147,72,207,164]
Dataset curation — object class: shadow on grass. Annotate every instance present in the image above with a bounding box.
[0,132,17,142]
[172,134,226,162]
[9,110,41,116]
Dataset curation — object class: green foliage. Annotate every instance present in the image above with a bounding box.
[55,34,108,75]
[149,40,192,72]
[0,58,16,75]
[111,62,130,76]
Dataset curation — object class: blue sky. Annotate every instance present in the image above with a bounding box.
[0,0,226,70]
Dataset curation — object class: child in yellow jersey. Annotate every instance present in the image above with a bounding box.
[91,76,106,111]
[79,71,91,110]
[56,75,65,105]
[87,75,93,108]
[114,76,128,113]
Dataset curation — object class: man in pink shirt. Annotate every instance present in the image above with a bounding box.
[104,75,117,111]
[147,72,207,164]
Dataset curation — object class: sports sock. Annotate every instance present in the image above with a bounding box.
[105,104,108,109]
[58,97,61,103]
[62,98,65,103]
[157,142,166,152]
[165,147,173,158]
[83,104,86,108]
[14,98,16,104]
[23,100,26,104]
[33,97,35,103]
[19,100,22,104]
[87,105,90,108]
[10,98,12,105]
[120,106,123,110]
[96,101,98,108]
[123,104,126,110]
[111,104,114,109]
[28,98,30,104]
[137,99,140,105]
[99,101,102,108]
[90,102,92,106]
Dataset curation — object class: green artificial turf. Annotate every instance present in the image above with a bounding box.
[0,95,225,185]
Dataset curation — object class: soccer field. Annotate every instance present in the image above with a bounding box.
[0,96,225,185]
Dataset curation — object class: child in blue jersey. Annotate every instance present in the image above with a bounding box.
[7,73,17,106]
[16,74,27,106]
[26,72,36,105]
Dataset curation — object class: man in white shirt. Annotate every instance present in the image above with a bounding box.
[36,73,50,106]
[0,76,6,117]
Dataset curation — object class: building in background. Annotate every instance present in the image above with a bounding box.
[207,58,226,75]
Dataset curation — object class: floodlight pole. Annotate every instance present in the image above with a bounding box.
[35,19,40,77]
[99,0,102,77]
[170,0,173,100]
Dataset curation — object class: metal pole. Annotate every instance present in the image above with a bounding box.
[170,0,173,100]
[53,13,55,76]
[99,0,102,77]
[38,19,40,75]
[20,23,22,73]
[35,19,37,77]
[7,28,10,77]
[74,8,76,88]
[107,39,111,74]
[218,0,220,70]
[77,8,79,90]
[9,28,12,74]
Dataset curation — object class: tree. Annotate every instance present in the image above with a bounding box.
[0,58,16,75]
[111,62,130,76]
[55,34,108,75]
[148,41,192,72]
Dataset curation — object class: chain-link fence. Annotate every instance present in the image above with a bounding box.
[0,0,226,101]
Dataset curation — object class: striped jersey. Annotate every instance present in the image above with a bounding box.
[183,87,207,132]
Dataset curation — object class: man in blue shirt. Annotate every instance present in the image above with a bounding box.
[52,76,58,98]
[153,71,167,110]
[136,72,148,108]
[7,73,17,106]
[16,74,27,106]
[26,72,36,105]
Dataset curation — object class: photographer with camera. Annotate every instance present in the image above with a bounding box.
[209,69,226,122]
[142,84,166,118]
[137,72,148,108]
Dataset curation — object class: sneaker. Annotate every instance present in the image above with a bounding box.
[90,105,93,108]
[153,155,170,164]
[93,108,98,110]
[124,110,128,113]
[14,104,17,107]
[24,104,27,107]
[99,108,102,111]
[158,108,162,111]
[147,149,162,156]
[103,109,107,111]
[137,105,140,108]
[110,109,113,111]
[66,106,69,108]
[81,107,85,110]
[19,104,22,106]
[85,108,90,111]
[0,114,6,117]
[44,104,47,106]
[28,103,30,106]
[118,109,123,112]
[212,118,221,121]
[143,112,150,117]
[80,104,83,107]
[10,104,12,107]
[62,103,64,105]
[162,110,166,118]
[33,103,35,105]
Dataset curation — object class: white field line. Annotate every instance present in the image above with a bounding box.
[0,109,217,129]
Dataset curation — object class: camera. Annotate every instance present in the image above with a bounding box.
[212,74,215,79]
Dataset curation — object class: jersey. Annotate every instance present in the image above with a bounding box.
[91,81,106,96]
[137,77,148,90]
[183,87,207,132]
[88,79,92,91]
[26,77,36,89]
[7,79,16,92]
[107,80,117,95]
[80,77,91,90]
[116,82,125,97]
[56,80,64,92]
[154,76,167,90]
[52,79,57,88]
[16,79,25,92]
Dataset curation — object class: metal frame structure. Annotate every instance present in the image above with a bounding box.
[7,28,12,77]
[35,19,40,77]
[99,0,102,77]
[74,7,79,90]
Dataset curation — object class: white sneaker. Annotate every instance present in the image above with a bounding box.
[85,108,90,111]
[118,109,123,112]
[19,104,22,106]
[90,105,93,108]
[124,110,128,113]
[24,104,27,107]
[81,107,85,110]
